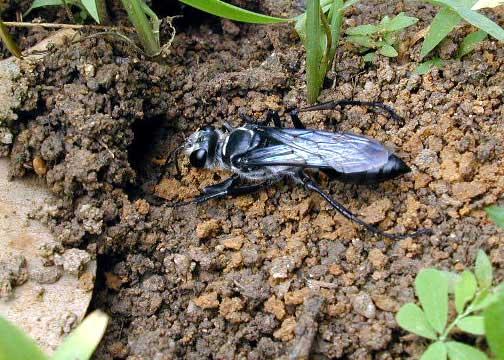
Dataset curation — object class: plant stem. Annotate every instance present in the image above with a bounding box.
[120,0,159,57]
[439,300,477,341]
[2,21,135,32]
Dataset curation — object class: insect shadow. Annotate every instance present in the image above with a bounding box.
[156,99,432,240]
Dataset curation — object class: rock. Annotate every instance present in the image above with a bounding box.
[273,317,296,342]
[30,266,62,285]
[372,295,399,312]
[368,249,388,269]
[172,254,191,276]
[284,288,310,305]
[360,199,392,224]
[219,297,249,323]
[196,219,221,239]
[269,256,296,279]
[351,292,376,319]
[0,254,28,299]
[54,249,91,276]
[452,181,488,202]
[221,235,244,250]
[194,291,219,309]
[264,295,286,320]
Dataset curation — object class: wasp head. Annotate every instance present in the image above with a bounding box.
[185,125,219,169]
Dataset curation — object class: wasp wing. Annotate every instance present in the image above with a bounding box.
[240,127,391,173]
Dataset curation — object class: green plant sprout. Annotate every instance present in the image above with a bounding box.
[179,0,361,103]
[396,251,504,360]
[345,12,418,62]
[0,310,108,360]
[416,0,504,73]
[25,0,108,24]
[486,206,504,229]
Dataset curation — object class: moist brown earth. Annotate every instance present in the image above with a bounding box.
[2,0,504,359]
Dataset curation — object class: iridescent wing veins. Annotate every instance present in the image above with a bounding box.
[239,127,391,173]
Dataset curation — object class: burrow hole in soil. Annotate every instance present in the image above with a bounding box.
[126,115,175,201]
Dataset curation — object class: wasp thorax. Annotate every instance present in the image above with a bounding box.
[186,125,219,169]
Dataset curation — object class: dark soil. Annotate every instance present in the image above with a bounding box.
[2,0,504,359]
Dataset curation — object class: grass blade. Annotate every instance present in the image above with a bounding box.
[327,0,344,65]
[51,311,109,360]
[472,0,504,9]
[24,0,66,16]
[429,0,504,40]
[0,316,48,360]
[421,6,462,58]
[120,0,160,56]
[179,0,288,24]
[0,19,23,58]
[458,29,487,58]
[415,58,444,74]
[81,0,101,23]
[306,0,323,103]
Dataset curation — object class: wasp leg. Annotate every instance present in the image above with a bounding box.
[289,108,306,129]
[239,111,282,128]
[300,99,403,124]
[297,171,432,240]
[165,175,273,207]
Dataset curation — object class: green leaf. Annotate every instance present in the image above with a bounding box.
[0,316,48,360]
[380,12,418,32]
[51,311,108,360]
[346,35,377,48]
[457,315,485,335]
[415,269,449,334]
[486,206,504,228]
[178,0,288,24]
[457,29,487,58]
[326,0,345,72]
[428,0,504,41]
[396,303,438,340]
[415,58,444,74]
[455,271,477,313]
[80,0,100,23]
[363,52,376,62]
[421,6,462,58]
[446,341,489,360]
[475,250,493,289]
[24,0,65,16]
[441,270,462,294]
[378,43,398,57]
[484,297,504,360]
[346,24,379,35]
[472,289,501,311]
[421,342,448,360]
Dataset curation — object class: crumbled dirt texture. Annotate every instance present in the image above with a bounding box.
[2,0,504,358]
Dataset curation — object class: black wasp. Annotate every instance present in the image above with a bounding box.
[162,100,431,240]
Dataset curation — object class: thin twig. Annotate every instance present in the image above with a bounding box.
[2,21,136,32]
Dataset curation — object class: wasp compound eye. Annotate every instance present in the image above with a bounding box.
[190,149,207,168]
